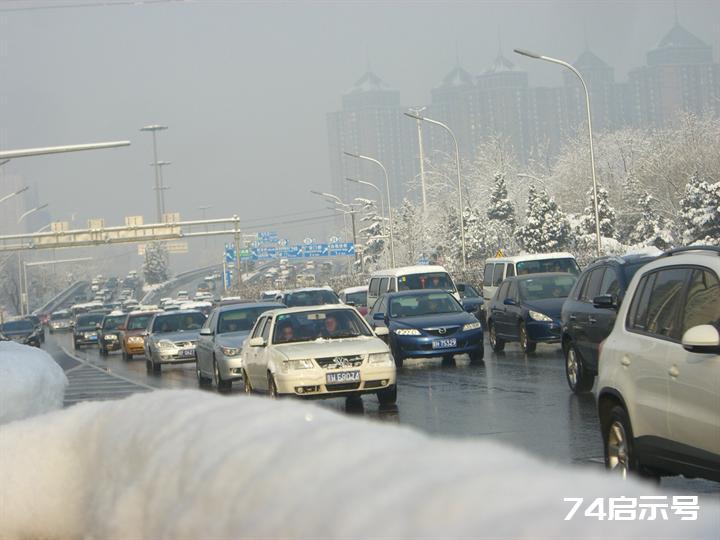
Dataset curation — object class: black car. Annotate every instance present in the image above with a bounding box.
[1,319,42,347]
[560,254,656,393]
[487,273,577,353]
[98,313,127,356]
[73,312,106,349]
[456,282,485,326]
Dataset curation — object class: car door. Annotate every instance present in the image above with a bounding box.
[197,311,217,375]
[257,316,274,391]
[585,266,620,367]
[504,280,523,339]
[369,296,388,329]
[483,263,495,302]
[667,267,720,455]
[575,267,605,364]
[245,316,267,385]
[491,281,511,336]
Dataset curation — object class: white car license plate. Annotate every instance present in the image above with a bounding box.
[179,348,196,358]
[326,371,360,385]
[432,338,457,349]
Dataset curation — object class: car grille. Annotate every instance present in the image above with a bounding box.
[424,326,459,337]
[326,382,361,391]
[174,340,197,348]
[315,355,364,369]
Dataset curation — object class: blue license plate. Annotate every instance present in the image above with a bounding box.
[432,338,457,349]
[326,370,360,385]
[179,348,196,358]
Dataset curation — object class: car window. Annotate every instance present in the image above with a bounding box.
[507,281,518,301]
[102,316,125,331]
[375,296,387,315]
[581,268,605,302]
[251,317,266,339]
[518,275,577,301]
[492,264,505,286]
[387,278,397,292]
[483,264,495,287]
[273,309,372,343]
[496,281,510,300]
[627,272,656,331]
[218,307,273,334]
[345,291,368,306]
[261,317,272,342]
[599,268,620,297]
[681,269,720,333]
[644,268,691,340]
[506,264,515,277]
[397,272,455,292]
[516,257,580,275]
[202,311,216,331]
[368,278,380,297]
[379,278,389,295]
[151,312,206,333]
[388,292,462,318]
[127,315,153,330]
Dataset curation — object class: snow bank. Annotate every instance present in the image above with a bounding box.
[0,341,67,425]
[1,391,717,539]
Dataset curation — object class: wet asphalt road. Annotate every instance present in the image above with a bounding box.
[46,330,719,495]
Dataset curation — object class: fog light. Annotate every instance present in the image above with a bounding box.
[296,387,304,394]
[381,380,388,386]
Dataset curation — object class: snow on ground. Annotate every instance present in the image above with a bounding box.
[0,341,67,425]
[1,390,717,539]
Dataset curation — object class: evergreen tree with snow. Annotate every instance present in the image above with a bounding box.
[617,173,645,244]
[628,193,672,249]
[143,242,170,284]
[487,171,515,227]
[356,199,386,271]
[518,185,571,253]
[679,171,720,245]
[580,187,616,239]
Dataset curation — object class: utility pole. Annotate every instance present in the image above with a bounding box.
[409,107,428,213]
[140,125,168,223]
[233,215,243,291]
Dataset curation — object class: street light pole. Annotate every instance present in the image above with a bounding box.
[17,203,48,225]
[343,152,396,267]
[403,113,467,271]
[0,185,28,205]
[514,48,602,257]
[345,177,386,234]
[140,125,168,222]
[408,107,428,213]
[152,160,172,217]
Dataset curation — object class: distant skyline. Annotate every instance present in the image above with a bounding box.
[1,0,718,246]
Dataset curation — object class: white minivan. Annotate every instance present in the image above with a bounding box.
[482,252,580,302]
[367,265,459,308]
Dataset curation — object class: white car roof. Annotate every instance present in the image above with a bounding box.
[370,265,449,278]
[340,285,369,294]
[632,249,720,274]
[485,252,576,264]
[261,304,357,317]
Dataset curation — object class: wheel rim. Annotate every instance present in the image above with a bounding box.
[607,420,629,478]
[243,371,251,394]
[567,347,578,388]
[268,374,277,398]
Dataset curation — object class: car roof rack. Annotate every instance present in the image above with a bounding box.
[658,245,720,258]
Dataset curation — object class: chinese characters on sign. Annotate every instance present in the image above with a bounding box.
[563,496,699,521]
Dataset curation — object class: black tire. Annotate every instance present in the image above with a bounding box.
[377,384,397,405]
[152,358,161,374]
[145,359,152,372]
[390,343,404,368]
[564,341,595,393]
[519,322,536,353]
[469,346,484,363]
[99,346,108,357]
[242,369,252,394]
[213,357,232,393]
[73,340,78,350]
[267,372,278,398]
[488,321,505,352]
[196,362,210,388]
[123,350,132,361]
[602,405,638,478]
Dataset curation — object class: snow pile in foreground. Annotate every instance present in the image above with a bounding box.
[1,391,717,539]
[0,341,67,425]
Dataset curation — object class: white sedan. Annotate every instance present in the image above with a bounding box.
[241,305,396,404]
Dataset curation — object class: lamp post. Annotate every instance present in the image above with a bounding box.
[0,185,28,205]
[140,124,168,222]
[17,203,48,225]
[403,112,467,271]
[311,190,361,272]
[408,107,428,213]
[22,257,93,315]
[151,160,172,217]
[343,152,396,267]
[345,177,386,233]
[513,48,601,257]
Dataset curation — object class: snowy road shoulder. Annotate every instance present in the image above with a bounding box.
[0,341,68,424]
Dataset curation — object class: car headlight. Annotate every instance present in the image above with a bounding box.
[221,346,241,357]
[157,340,175,350]
[462,322,482,332]
[84,332,96,339]
[128,336,144,344]
[368,353,393,366]
[394,328,421,336]
[529,310,552,322]
[282,359,314,371]
[104,334,118,340]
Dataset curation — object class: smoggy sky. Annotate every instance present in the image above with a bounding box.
[1,0,718,242]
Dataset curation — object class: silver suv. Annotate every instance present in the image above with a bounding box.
[596,246,719,481]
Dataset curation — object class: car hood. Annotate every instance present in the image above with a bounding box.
[75,326,98,332]
[274,336,388,360]
[391,312,476,329]
[524,298,566,318]
[216,332,251,348]
[2,329,33,338]
[150,330,201,343]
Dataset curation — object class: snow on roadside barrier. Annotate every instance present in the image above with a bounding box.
[0,341,67,425]
[0,390,717,539]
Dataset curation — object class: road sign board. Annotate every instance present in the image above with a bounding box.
[303,243,328,257]
[328,242,355,256]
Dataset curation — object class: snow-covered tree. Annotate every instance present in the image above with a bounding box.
[580,187,616,239]
[143,242,169,284]
[487,171,515,227]
[356,199,386,271]
[679,171,720,245]
[627,193,673,249]
[517,185,571,253]
[394,199,424,266]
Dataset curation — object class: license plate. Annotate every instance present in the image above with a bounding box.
[179,348,196,358]
[432,338,457,349]
[326,370,360,385]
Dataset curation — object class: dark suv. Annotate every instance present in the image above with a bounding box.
[561,254,655,393]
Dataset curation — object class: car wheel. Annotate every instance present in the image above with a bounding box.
[564,342,594,393]
[267,372,278,398]
[519,322,536,353]
[145,359,152,372]
[390,343,404,368]
[603,405,637,479]
[469,346,484,363]
[100,346,108,357]
[242,369,252,395]
[196,363,210,387]
[488,321,505,352]
[377,384,397,405]
[213,357,232,393]
[152,359,161,374]
[73,340,78,350]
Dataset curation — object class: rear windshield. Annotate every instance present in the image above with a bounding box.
[516,258,580,276]
[127,315,153,330]
[518,275,578,301]
[102,316,126,330]
[152,312,206,333]
[397,272,455,292]
[51,312,70,320]
[218,307,275,334]
[2,320,33,332]
[284,290,340,307]
[345,291,368,306]
[76,314,105,327]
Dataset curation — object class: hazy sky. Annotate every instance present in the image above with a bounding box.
[1,0,718,243]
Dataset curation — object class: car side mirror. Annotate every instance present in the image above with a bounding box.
[199,328,213,336]
[374,326,389,337]
[373,312,385,321]
[593,294,618,310]
[248,336,266,347]
[464,304,476,312]
[681,325,720,354]
[503,298,516,306]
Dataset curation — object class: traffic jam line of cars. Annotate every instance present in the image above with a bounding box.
[28,246,719,483]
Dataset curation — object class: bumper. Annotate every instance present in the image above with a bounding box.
[392,329,484,358]
[155,350,197,365]
[526,320,562,343]
[275,365,396,398]
[101,336,121,350]
[218,355,244,380]
[124,341,146,354]
[49,324,70,332]
[74,334,99,346]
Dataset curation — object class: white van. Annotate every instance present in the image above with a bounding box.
[367,265,459,308]
[482,252,580,302]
